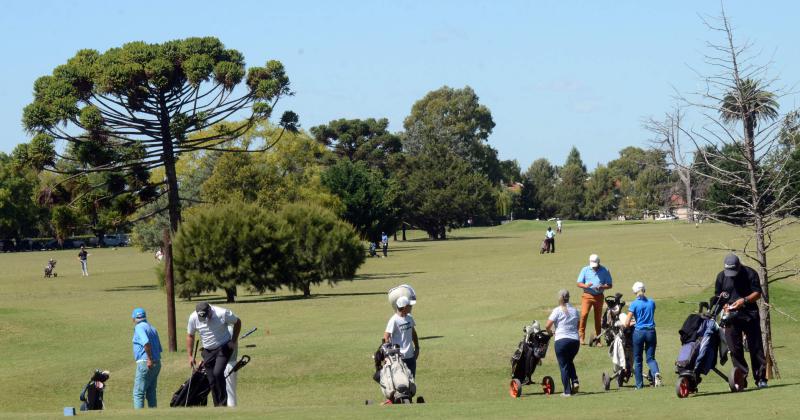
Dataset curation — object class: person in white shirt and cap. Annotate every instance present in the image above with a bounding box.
[186,302,241,407]
[384,296,420,376]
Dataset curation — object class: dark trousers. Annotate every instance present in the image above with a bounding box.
[554,338,580,394]
[548,238,555,253]
[403,357,417,377]
[383,244,388,257]
[632,328,660,388]
[202,343,233,406]
[724,313,766,383]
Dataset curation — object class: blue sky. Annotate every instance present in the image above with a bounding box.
[1,0,798,169]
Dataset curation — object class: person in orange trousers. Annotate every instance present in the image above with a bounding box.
[576,254,613,345]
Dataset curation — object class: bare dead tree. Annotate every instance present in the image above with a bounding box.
[645,107,694,221]
[672,8,800,379]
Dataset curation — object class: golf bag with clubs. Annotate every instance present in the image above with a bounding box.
[674,292,745,398]
[598,293,642,390]
[170,354,251,407]
[373,343,418,404]
[79,370,110,411]
[44,259,57,278]
[509,320,554,397]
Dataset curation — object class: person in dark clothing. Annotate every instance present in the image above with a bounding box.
[714,253,767,388]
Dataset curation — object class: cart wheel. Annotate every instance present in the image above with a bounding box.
[602,372,611,391]
[729,367,746,392]
[542,376,555,395]
[676,376,691,398]
[509,379,522,398]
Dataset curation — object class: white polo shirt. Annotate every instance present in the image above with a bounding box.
[385,313,416,359]
[187,306,239,350]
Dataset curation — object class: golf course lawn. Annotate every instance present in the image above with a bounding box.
[1,220,799,419]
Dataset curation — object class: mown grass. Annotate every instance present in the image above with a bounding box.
[1,220,798,419]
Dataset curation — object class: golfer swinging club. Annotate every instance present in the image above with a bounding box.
[186,302,241,407]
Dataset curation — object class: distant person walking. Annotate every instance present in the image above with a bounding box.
[381,232,389,257]
[576,254,613,345]
[556,218,563,234]
[187,302,242,406]
[546,289,580,397]
[625,282,663,388]
[78,245,89,276]
[545,227,556,253]
[131,307,162,409]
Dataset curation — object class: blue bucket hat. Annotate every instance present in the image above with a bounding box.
[132,307,147,320]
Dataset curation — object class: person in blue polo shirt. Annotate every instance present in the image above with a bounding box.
[131,307,162,408]
[625,282,662,389]
[576,254,613,344]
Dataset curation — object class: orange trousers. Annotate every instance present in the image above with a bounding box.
[579,293,604,342]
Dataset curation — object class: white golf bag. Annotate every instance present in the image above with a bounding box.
[378,345,416,403]
[388,284,416,312]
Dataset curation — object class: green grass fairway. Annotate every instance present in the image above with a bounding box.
[1,221,799,419]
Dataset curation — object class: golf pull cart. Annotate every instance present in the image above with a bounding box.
[509,320,555,398]
[674,292,746,398]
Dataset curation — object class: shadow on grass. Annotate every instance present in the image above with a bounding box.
[692,381,800,397]
[104,284,158,292]
[406,236,512,242]
[200,291,389,305]
[355,271,425,281]
[419,336,444,341]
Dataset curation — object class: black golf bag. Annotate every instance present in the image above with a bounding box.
[598,293,639,389]
[170,355,251,407]
[509,321,554,397]
[674,294,743,398]
[170,368,211,407]
[79,370,110,411]
[44,259,57,278]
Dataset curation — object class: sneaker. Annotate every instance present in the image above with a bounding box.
[757,380,768,389]
[572,382,580,394]
[654,373,663,387]
[560,393,572,398]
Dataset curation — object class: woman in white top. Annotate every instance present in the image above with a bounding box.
[546,289,580,396]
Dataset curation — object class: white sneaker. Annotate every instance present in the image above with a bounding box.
[654,373,663,387]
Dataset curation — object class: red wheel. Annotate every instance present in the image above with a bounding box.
[542,376,555,395]
[729,367,746,392]
[676,376,691,398]
[509,379,522,398]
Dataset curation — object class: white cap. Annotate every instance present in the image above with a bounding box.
[396,296,411,309]
[589,254,600,268]
[632,281,645,294]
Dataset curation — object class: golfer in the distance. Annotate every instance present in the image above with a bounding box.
[186,302,241,407]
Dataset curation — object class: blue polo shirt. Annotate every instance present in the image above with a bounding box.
[576,265,612,296]
[629,296,656,330]
[133,321,162,361]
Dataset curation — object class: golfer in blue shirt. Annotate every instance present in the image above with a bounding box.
[625,282,662,388]
[132,308,162,408]
[576,254,613,344]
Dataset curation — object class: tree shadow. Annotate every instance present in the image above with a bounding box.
[407,236,512,242]
[212,291,389,304]
[104,284,158,292]
[354,271,425,281]
[418,336,444,341]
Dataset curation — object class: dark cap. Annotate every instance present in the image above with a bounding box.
[723,253,740,277]
[196,302,211,320]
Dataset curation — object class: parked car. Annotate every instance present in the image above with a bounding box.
[101,234,129,247]
[655,214,678,221]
